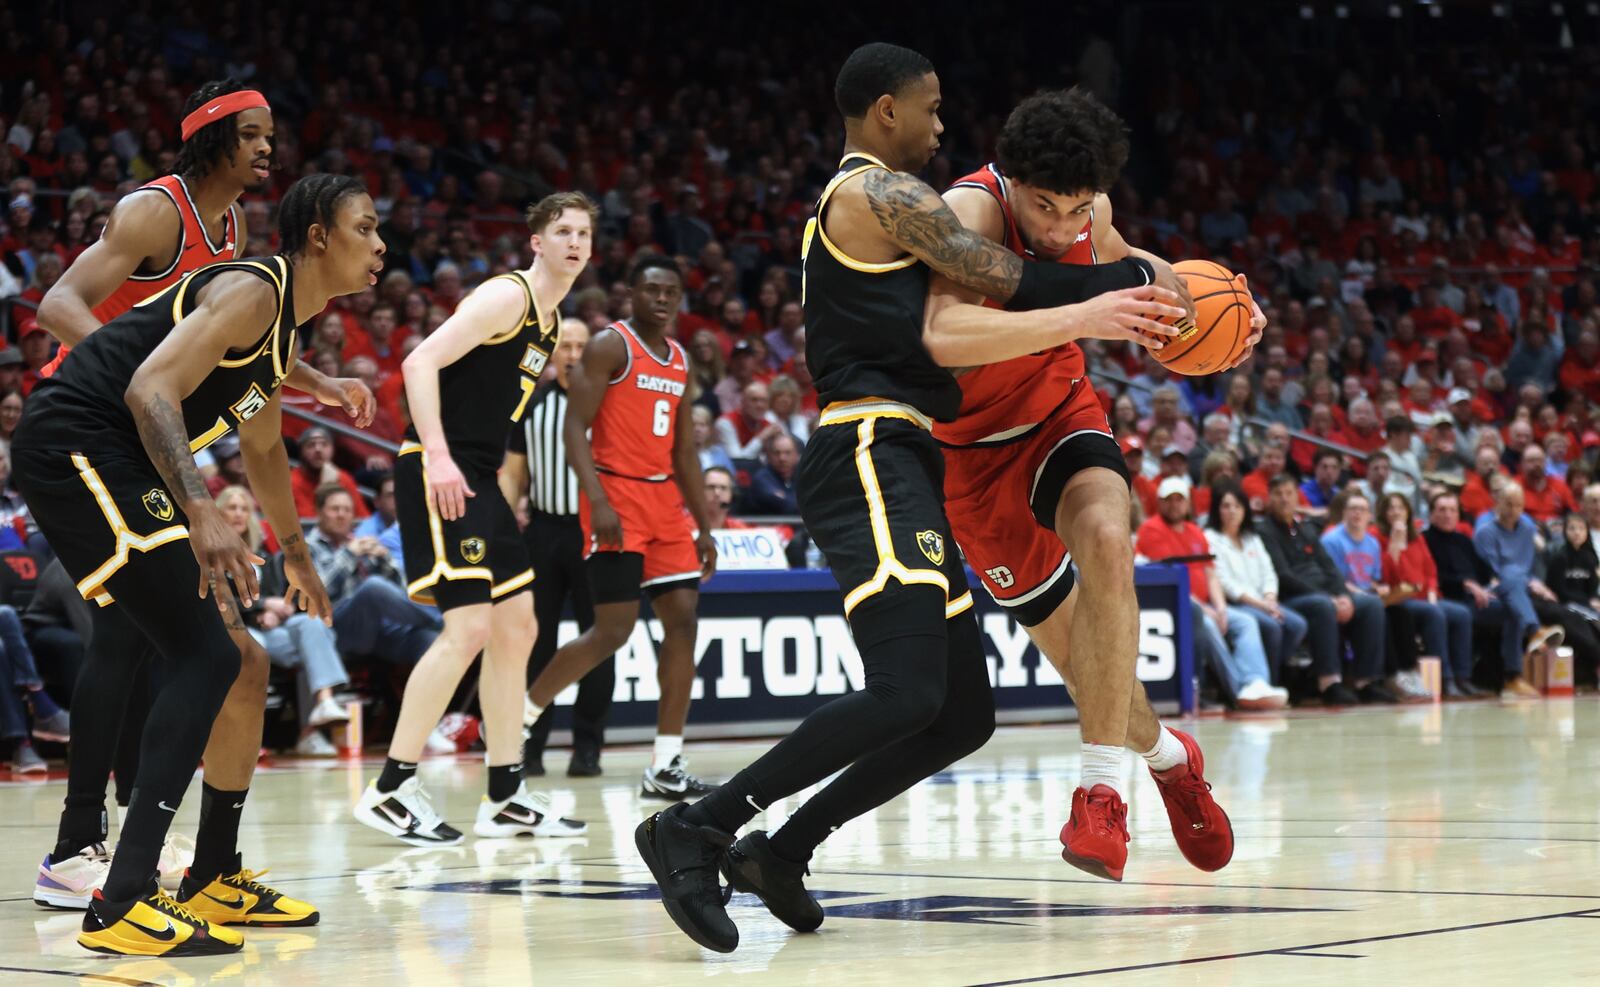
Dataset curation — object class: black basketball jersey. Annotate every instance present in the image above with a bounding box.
[29,256,301,457]
[801,153,962,422]
[403,269,558,474]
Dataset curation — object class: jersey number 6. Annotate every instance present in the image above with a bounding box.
[652,399,672,437]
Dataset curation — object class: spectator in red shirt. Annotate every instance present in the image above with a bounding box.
[1518,445,1576,523]
[350,302,410,378]
[1408,283,1463,339]
[1122,435,1158,521]
[1559,329,1600,405]
[1241,443,1291,513]
[1387,315,1427,365]
[17,319,54,396]
[1377,492,1477,696]
[290,426,371,521]
[1459,444,1505,522]
[1342,397,1388,473]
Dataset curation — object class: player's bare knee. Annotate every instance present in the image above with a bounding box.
[590,617,634,655]
[440,611,494,661]
[1073,511,1134,585]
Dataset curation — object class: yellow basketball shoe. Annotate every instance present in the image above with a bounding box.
[177,855,320,927]
[78,885,244,956]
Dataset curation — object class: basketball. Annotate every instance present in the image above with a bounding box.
[1148,259,1253,376]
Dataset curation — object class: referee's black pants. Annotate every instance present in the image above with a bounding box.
[524,511,614,753]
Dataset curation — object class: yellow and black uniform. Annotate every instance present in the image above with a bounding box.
[12,256,300,607]
[395,268,554,610]
[798,154,971,642]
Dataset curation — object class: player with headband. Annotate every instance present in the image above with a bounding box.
[30,79,374,934]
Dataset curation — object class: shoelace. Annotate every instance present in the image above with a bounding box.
[1085,794,1131,840]
[227,867,276,897]
[153,888,207,927]
[407,782,447,831]
[665,757,710,788]
[1171,775,1214,830]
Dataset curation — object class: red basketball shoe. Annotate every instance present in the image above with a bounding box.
[1149,729,1233,872]
[1059,784,1130,881]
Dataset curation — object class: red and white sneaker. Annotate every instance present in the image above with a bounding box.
[1149,728,1233,872]
[1059,784,1130,881]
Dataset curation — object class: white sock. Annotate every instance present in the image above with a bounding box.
[652,734,683,770]
[1079,743,1126,799]
[1140,726,1188,773]
[523,697,544,729]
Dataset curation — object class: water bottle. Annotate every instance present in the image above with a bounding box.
[805,537,826,570]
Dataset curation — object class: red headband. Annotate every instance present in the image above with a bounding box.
[181,90,271,141]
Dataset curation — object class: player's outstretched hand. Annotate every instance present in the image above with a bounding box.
[191,507,263,611]
[426,451,475,521]
[696,530,718,580]
[1063,285,1186,348]
[284,554,335,625]
[591,499,624,551]
[318,375,377,428]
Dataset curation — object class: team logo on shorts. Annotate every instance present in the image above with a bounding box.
[142,489,175,521]
[915,530,945,566]
[459,537,487,564]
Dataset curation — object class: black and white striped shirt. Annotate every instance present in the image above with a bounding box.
[510,383,580,516]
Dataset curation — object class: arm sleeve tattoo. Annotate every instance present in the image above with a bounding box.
[133,392,209,505]
[862,168,1153,311]
[862,168,1023,300]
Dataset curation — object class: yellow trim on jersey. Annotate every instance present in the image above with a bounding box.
[838,418,951,617]
[812,156,918,274]
[189,416,231,453]
[215,258,288,369]
[397,443,495,602]
[818,396,933,431]
[68,453,190,602]
[484,271,536,346]
[490,569,535,599]
[946,592,974,619]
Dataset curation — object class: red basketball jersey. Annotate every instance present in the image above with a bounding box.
[932,164,1097,446]
[590,321,689,481]
[41,174,239,378]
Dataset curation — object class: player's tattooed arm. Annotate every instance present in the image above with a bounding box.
[864,169,1155,311]
[863,169,1023,299]
[133,391,211,505]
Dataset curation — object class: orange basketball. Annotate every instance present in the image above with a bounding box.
[1148,259,1253,376]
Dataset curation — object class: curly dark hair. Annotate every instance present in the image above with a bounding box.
[996,88,1130,195]
[834,42,934,119]
[173,78,259,181]
[276,174,368,257]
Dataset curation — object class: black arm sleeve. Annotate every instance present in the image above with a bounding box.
[1004,256,1155,312]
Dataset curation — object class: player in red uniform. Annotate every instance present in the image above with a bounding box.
[930,90,1263,881]
[31,80,372,922]
[523,255,718,800]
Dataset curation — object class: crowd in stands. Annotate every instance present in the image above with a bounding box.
[2,4,1600,763]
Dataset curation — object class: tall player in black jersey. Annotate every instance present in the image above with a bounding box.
[30,78,377,919]
[351,192,592,846]
[11,174,384,956]
[635,43,1186,954]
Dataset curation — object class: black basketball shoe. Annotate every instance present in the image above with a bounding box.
[720,831,824,932]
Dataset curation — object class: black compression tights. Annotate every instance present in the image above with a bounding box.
[57,572,242,902]
[687,590,996,860]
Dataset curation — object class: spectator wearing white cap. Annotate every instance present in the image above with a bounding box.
[1136,476,1284,710]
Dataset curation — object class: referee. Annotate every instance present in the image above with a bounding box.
[500,317,615,777]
